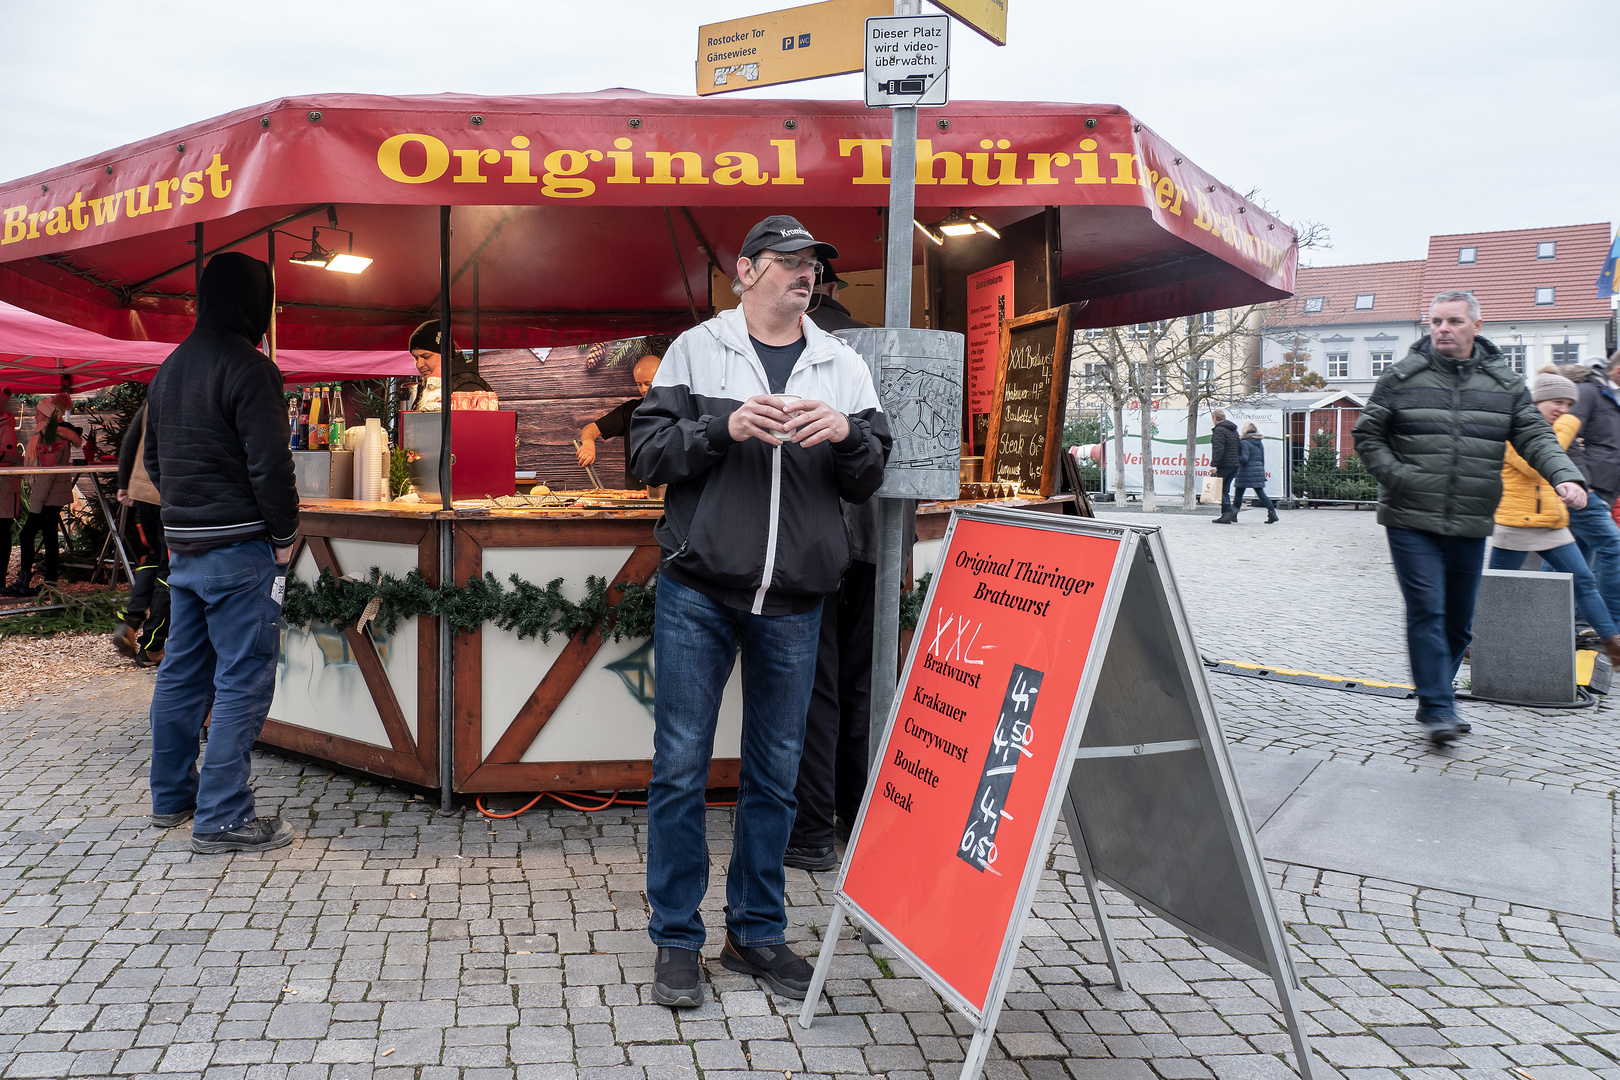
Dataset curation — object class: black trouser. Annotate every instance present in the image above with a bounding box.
[123,501,170,653]
[1219,474,1238,512]
[1233,486,1275,516]
[0,517,11,585]
[789,559,877,850]
[15,506,62,584]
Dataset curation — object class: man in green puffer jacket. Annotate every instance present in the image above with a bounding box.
[1352,290,1585,748]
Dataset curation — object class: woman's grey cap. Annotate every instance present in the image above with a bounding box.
[1532,372,1579,403]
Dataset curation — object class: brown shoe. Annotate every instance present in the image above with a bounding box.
[134,648,165,668]
[1603,636,1620,670]
[111,623,139,657]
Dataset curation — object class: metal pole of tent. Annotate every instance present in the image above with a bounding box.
[472,261,480,372]
[438,205,455,813]
[870,0,920,779]
[267,230,276,366]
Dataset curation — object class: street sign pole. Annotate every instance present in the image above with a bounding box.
[871,0,921,780]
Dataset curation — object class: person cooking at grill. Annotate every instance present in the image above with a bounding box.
[406,320,495,412]
[576,337,670,489]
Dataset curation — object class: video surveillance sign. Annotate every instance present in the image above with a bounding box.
[864,14,950,107]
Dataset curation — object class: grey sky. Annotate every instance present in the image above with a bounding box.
[2,0,1615,269]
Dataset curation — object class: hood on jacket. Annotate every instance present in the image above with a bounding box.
[698,306,848,393]
[197,252,273,344]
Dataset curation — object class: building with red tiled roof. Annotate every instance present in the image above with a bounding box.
[1263,223,1618,396]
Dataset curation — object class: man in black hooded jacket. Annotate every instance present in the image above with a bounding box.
[144,252,299,853]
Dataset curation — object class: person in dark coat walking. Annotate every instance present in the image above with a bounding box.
[1209,409,1241,523]
[145,252,300,853]
[1555,358,1620,625]
[1231,424,1278,523]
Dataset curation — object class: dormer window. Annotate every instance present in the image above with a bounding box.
[1354,294,1375,310]
[1458,247,1477,264]
[1535,287,1555,306]
[1303,297,1324,313]
[1537,241,1557,259]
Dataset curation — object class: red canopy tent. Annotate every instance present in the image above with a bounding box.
[0,90,1296,347]
[0,301,413,392]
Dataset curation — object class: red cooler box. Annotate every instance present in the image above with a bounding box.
[402,410,517,500]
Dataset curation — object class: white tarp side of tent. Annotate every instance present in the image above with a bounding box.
[1100,407,1286,498]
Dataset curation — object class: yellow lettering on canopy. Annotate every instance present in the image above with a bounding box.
[541,149,603,198]
[968,140,1022,186]
[2,206,26,245]
[205,154,232,198]
[914,140,966,186]
[67,192,88,231]
[90,193,122,225]
[152,177,177,213]
[1027,153,1070,185]
[1108,153,1139,185]
[453,148,501,183]
[377,134,450,184]
[645,151,709,185]
[1073,138,1104,185]
[43,206,70,236]
[26,212,40,240]
[505,137,537,184]
[713,152,770,186]
[839,139,891,185]
[769,140,803,186]
[606,138,639,184]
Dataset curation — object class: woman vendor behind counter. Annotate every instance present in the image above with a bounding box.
[407,320,495,411]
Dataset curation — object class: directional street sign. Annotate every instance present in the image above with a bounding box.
[864,14,950,107]
[697,0,888,96]
[931,0,1008,45]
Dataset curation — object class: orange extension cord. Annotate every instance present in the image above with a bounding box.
[475,790,738,818]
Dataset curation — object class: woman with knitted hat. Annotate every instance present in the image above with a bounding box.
[405,320,494,412]
[1489,372,1620,667]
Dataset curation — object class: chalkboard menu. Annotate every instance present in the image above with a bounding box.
[982,304,1079,497]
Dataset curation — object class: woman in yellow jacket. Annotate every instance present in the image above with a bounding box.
[1489,373,1620,666]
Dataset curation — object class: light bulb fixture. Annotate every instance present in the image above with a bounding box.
[917,208,1000,244]
[279,219,372,274]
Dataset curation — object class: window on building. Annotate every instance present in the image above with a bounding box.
[1370,351,1394,375]
[1551,343,1580,364]
[1326,353,1349,379]
[1354,293,1375,310]
[1198,311,1216,331]
[1083,362,1107,387]
[1458,247,1477,264]
[1535,287,1555,306]
[1303,297,1324,313]
[1083,327,1108,338]
[1537,241,1557,259]
[1199,359,1215,384]
[1499,345,1526,374]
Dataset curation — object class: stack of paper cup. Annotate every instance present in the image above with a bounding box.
[356,418,387,501]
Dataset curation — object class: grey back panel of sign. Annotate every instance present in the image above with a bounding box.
[1064,543,1270,971]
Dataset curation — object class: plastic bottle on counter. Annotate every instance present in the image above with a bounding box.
[329,384,346,450]
[287,397,299,450]
[297,386,312,450]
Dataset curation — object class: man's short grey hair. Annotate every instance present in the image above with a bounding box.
[1211,408,1225,421]
[730,256,764,297]
[1430,290,1480,321]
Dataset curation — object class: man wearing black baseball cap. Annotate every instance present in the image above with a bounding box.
[630,216,892,1008]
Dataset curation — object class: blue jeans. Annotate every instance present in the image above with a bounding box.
[149,540,284,833]
[646,574,821,950]
[1385,528,1486,722]
[1487,543,1617,639]
[1567,497,1620,623]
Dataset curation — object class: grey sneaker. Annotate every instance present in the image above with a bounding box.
[149,805,195,828]
[720,934,814,999]
[191,816,294,853]
[651,946,703,1008]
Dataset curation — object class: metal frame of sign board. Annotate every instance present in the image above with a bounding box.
[1061,527,1316,1079]
[1056,527,1317,1080]
[800,507,1139,1029]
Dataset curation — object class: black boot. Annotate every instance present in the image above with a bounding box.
[1266,509,1279,524]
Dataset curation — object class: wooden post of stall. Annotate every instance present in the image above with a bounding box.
[438,205,455,813]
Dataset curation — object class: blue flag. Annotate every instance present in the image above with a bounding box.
[1600,227,1620,299]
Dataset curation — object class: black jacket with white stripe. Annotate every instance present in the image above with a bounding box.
[630,308,892,615]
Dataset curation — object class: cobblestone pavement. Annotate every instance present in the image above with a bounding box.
[2,507,1618,1080]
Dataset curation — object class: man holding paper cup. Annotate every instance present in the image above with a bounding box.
[630,215,893,1008]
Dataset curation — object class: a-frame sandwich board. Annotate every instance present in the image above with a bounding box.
[799,507,1318,1080]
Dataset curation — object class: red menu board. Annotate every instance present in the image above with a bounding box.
[964,261,1014,455]
[840,516,1124,1016]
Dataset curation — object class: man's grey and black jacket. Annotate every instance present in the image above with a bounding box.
[1352,335,1583,538]
[144,252,299,551]
[629,307,892,617]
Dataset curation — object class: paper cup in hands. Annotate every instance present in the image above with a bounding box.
[773,394,801,440]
